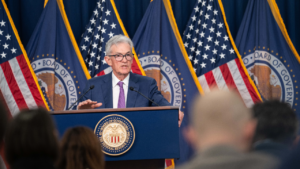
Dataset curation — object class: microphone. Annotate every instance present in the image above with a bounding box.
[67,85,95,110]
[129,87,159,106]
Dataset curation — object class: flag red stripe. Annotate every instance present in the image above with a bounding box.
[219,63,238,91]
[0,61,28,110]
[16,55,45,107]
[96,70,106,76]
[205,71,217,90]
[165,159,173,167]
[219,62,246,101]
[234,59,260,102]
[131,58,143,75]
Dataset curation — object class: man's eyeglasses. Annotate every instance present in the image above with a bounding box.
[108,53,134,61]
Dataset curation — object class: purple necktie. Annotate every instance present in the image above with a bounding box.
[117,81,125,108]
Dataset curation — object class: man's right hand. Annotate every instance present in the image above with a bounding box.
[77,99,102,109]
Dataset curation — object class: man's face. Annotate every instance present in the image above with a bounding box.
[105,42,132,77]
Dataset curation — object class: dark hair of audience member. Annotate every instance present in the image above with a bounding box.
[56,126,105,169]
[5,107,59,165]
[0,101,8,141]
[252,100,298,144]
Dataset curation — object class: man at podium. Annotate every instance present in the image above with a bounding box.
[77,35,184,126]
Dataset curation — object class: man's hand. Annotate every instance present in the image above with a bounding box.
[179,110,184,127]
[77,99,102,109]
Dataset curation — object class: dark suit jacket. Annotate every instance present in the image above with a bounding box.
[253,140,290,160]
[177,145,277,169]
[81,72,171,108]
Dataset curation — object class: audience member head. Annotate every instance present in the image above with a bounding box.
[5,107,59,165]
[57,126,105,169]
[188,89,256,152]
[252,100,298,145]
[0,101,8,141]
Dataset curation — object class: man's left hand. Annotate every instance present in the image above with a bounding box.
[179,110,184,127]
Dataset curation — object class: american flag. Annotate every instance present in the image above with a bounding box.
[182,0,261,107]
[0,0,47,116]
[79,0,144,77]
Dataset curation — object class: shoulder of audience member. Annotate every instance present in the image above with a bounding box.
[243,151,279,169]
[176,151,278,169]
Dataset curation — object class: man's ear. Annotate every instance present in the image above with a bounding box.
[243,119,257,150]
[105,56,112,66]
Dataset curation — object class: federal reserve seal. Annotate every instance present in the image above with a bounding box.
[94,114,135,156]
[243,50,294,106]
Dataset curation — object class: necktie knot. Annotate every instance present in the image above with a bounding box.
[117,81,123,87]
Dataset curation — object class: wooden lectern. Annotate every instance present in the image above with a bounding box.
[52,106,180,169]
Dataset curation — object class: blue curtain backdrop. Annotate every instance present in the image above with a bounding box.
[5,0,300,57]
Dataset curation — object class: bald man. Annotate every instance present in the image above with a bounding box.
[179,89,277,169]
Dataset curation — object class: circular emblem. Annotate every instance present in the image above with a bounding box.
[139,55,183,108]
[31,58,78,111]
[243,50,294,106]
[94,114,135,156]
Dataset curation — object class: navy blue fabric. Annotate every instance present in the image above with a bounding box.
[132,0,200,164]
[235,0,300,118]
[278,144,300,169]
[253,140,290,160]
[26,0,88,110]
[53,108,180,161]
[0,1,23,64]
[81,72,171,108]
[4,0,300,54]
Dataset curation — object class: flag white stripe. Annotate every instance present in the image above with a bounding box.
[198,75,210,93]
[212,67,228,91]
[0,66,20,116]
[9,58,37,108]
[104,67,112,74]
[227,60,254,107]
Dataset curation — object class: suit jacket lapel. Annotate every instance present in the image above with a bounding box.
[127,73,139,108]
[101,73,113,108]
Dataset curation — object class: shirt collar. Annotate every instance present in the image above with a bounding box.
[112,72,130,87]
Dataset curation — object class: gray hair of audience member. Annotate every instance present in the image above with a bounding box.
[105,35,133,55]
[191,89,255,150]
[5,107,59,165]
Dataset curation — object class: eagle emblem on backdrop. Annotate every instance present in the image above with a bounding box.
[37,72,66,110]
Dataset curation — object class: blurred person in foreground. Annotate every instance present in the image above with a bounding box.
[56,126,105,169]
[0,102,8,169]
[5,108,59,169]
[251,100,298,160]
[0,101,8,142]
[179,89,277,169]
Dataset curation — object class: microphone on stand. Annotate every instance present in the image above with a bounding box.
[129,87,159,106]
[67,85,95,110]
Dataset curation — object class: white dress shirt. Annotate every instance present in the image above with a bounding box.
[112,73,130,108]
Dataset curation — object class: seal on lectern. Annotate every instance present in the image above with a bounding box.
[94,114,135,156]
